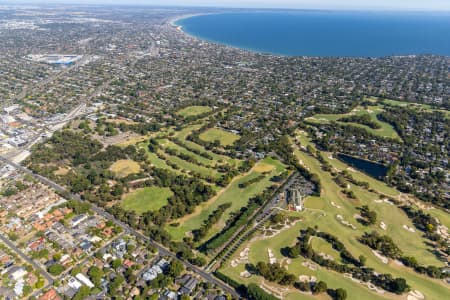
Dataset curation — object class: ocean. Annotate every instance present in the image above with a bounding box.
[176,11,450,57]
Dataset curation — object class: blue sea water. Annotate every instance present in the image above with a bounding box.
[176,11,450,57]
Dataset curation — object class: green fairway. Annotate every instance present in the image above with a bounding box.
[310,236,342,262]
[324,152,399,197]
[122,187,173,214]
[166,157,287,242]
[158,139,217,167]
[305,105,400,140]
[139,141,182,174]
[293,146,443,267]
[220,216,388,300]
[177,105,212,117]
[383,99,450,119]
[199,128,240,146]
[161,150,222,179]
[220,134,449,300]
[173,124,241,167]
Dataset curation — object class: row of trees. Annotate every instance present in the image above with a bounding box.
[338,114,382,129]
[287,227,410,294]
[202,186,277,253]
[192,203,232,242]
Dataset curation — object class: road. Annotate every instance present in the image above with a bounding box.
[0,233,54,285]
[207,171,300,271]
[0,156,239,298]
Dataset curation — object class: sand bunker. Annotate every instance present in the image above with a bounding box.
[403,224,416,233]
[372,250,389,264]
[331,201,341,209]
[336,214,357,230]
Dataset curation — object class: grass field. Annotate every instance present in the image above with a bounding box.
[310,236,342,262]
[121,187,173,214]
[382,99,450,119]
[177,105,212,117]
[305,105,400,140]
[109,159,141,178]
[162,151,222,179]
[158,139,217,167]
[220,133,449,300]
[171,124,241,167]
[324,152,399,197]
[166,157,287,242]
[199,128,240,146]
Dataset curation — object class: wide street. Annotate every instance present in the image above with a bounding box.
[0,155,239,298]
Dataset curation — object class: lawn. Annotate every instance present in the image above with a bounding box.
[220,215,388,300]
[383,99,450,119]
[294,146,443,267]
[166,157,286,242]
[139,141,182,174]
[158,139,217,167]
[221,135,449,300]
[305,105,400,140]
[162,151,222,179]
[177,105,212,117]
[310,236,342,262]
[121,187,173,214]
[173,124,241,167]
[109,159,141,178]
[199,128,240,146]
[324,152,399,197]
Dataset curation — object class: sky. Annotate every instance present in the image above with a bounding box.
[5,0,450,11]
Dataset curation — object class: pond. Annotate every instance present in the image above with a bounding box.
[337,153,388,180]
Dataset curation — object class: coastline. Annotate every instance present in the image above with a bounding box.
[167,11,450,58]
[168,13,284,57]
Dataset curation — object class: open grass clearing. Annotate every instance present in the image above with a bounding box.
[220,215,389,300]
[115,134,148,147]
[422,207,450,231]
[177,105,212,117]
[166,157,287,242]
[162,151,222,179]
[158,139,217,167]
[54,167,70,176]
[105,118,138,125]
[382,99,450,119]
[324,152,399,197]
[305,105,400,140]
[310,236,342,262]
[294,146,443,267]
[121,187,172,214]
[222,205,449,300]
[199,128,240,146]
[109,159,141,178]
[172,124,242,167]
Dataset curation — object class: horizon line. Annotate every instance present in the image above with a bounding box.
[1,2,450,13]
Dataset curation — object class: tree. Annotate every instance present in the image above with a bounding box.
[334,288,347,300]
[287,246,300,258]
[246,283,279,300]
[88,266,104,287]
[359,255,367,266]
[73,286,91,300]
[167,260,184,278]
[312,281,327,294]
[306,244,314,259]
[48,264,64,276]
[391,277,409,294]
[111,258,122,270]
